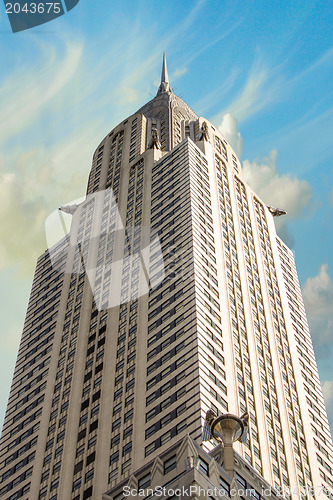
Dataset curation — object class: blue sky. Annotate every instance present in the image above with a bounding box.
[0,0,332,431]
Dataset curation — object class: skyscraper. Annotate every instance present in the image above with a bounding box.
[0,55,332,500]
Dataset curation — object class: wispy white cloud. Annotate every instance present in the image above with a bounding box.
[181,3,248,71]
[172,68,188,79]
[242,150,313,246]
[242,149,312,217]
[289,46,333,87]
[0,35,157,276]
[0,38,83,145]
[221,56,285,122]
[302,264,333,360]
[0,2,227,277]
[195,68,240,116]
[303,264,333,315]
[0,61,106,273]
[0,323,21,356]
[255,105,333,176]
[213,45,333,128]
[227,64,267,120]
[0,146,87,276]
[218,113,243,157]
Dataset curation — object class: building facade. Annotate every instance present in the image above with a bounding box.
[0,56,332,500]
[103,435,284,500]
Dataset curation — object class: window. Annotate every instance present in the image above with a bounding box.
[79,414,88,425]
[160,414,171,426]
[145,424,156,439]
[85,469,94,482]
[161,366,171,379]
[41,471,50,482]
[123,442,132,456]
[88,435,97,448]
[113,492,124,500]
[74,460,83,475]
[126,379,135,391]
[90,420,98,432]
[57,430,65,442]
[46,437,54,450]
[125,394,134,407]
[147,378,157,392]
[113,402,122,415]
[55,445,63,457]
[220,477,230,495]
[161,430,171,445]
[110,451,119,464]
[78,428,87,441]
[112,418,121,430]
[199,458,209,476]
[124,409,133,422]
[72,478,82,491]
[43,454,52,466]
[127,351,136,362]
[86,451,95,466]
[111,434,120,447]
[127,365,135,377]
[122,458,131,474]
[145,443,155,457]
[123,425,133,439]
[164,455,177,474]
[161,382,171,395]
[116,361,124,371]
[176,402,186,416]
[115,374,123,385]
[146,393,156,406]
[160,397,171,411]
[109,468,118,482]
[39,486,48,498]
[76,444,85,458]
[146,408,155,422]
[236,473,246,489]
[176,420,187,434]
[114,388,123,400]
[138,472,151,489]
[53,461,61,474]
[176,387,186,400]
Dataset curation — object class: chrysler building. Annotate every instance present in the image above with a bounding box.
[0,55,332,500]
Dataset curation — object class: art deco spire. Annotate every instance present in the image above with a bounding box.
[157,53,172,94]
[161,52,169,84]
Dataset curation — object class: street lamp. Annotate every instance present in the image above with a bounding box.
[202,411,248,477]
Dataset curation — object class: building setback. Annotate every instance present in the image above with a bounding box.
[0,56,332,500]
[103,434,285,500]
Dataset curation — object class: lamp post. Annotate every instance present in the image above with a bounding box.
[208,413,247,477]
